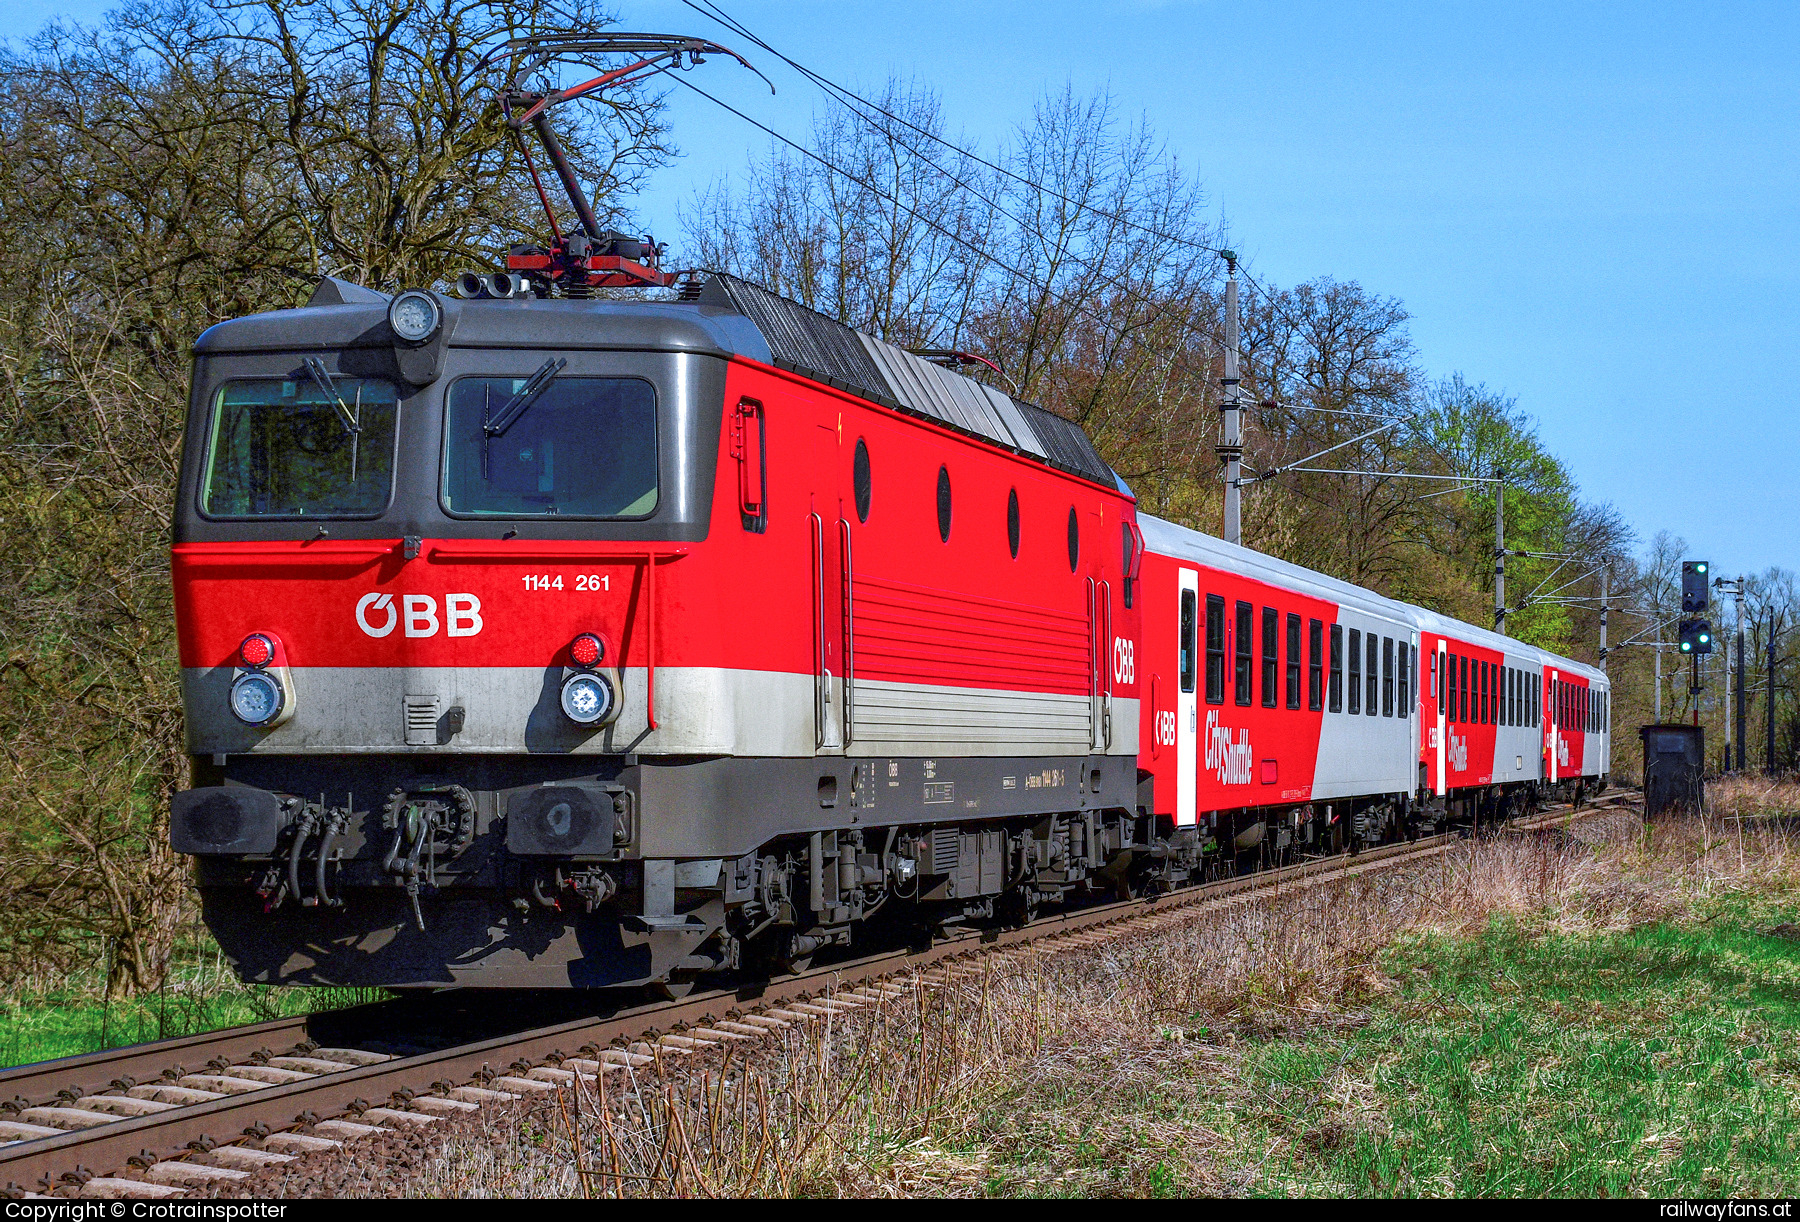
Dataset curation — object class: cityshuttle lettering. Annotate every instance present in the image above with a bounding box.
[1204,710,1254,785]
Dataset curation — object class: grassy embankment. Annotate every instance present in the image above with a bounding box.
[0,937,382,1069]
[405,781,1800,1199]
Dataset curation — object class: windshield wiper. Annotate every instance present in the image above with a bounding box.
[484,358,566,437]
[302,357,365,481]
[302,358,362,436]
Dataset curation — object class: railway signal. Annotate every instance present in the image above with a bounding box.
[1681,560,1710,613]
[1678,618,1713,655]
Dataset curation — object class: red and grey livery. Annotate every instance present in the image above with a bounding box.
[171,274,1608,991]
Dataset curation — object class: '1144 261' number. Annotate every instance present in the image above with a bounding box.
[522,573,610,591]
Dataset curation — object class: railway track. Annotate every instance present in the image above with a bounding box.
[0,794,1634,1199]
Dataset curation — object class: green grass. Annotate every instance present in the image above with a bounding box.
[1236,915,1800,1197]
[0,967,385,1070]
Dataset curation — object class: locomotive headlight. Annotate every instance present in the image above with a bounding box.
[388,290,442,345]
[229,670,286,726]
[560,672,614,726]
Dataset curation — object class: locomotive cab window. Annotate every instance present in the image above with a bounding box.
[1121,522,1136,606]
[443,375,656,517]
[202,377,399,518]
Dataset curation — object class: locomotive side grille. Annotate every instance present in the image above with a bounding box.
[404,694,440,746]
[930,826,959,875]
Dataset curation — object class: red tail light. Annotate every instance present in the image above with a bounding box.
[569,633,603,668]
[239,633,276,668]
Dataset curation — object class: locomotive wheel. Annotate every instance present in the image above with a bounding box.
[996,887,1039,928]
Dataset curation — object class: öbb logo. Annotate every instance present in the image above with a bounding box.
[355,593,484,639]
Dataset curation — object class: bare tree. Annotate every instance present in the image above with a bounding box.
[0,0,670,992]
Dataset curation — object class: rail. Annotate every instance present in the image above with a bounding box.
[0,794,1634,1198]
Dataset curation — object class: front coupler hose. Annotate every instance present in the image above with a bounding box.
[288,809,321,908]
[314,809,348,909]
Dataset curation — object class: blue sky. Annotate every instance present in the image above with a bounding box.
[15,0,1799,578]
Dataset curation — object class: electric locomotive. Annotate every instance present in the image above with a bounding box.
[171,269,1146,990]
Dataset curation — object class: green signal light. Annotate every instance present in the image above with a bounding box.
[1680,641,1693,652]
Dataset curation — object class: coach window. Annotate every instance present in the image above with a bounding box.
[1308,619,1324,711]
[1402,644,1413,712]
[1483,662,1492,724]
[1066,507,1080,572]
[1205,595,1226,704]
[1382,637,1395,717]
[1179,590,1198,694]
[853,439,872,522]
[1365,633,1379,717]
[1287,613,1303,710]
[1347,629,1362,715]
[1328,624,1343,712]
[1006,489,1020,559]
[1235,601,1254,706]
[936,465,952,542]
[1262,607,1279,708]
[1462,656,1471,723]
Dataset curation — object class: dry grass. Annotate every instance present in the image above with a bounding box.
[322,787,1800,1198]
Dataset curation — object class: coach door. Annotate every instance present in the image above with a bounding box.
[1434,639,1448,796]
[1177,568,1199,826]
[812,424,850,751]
